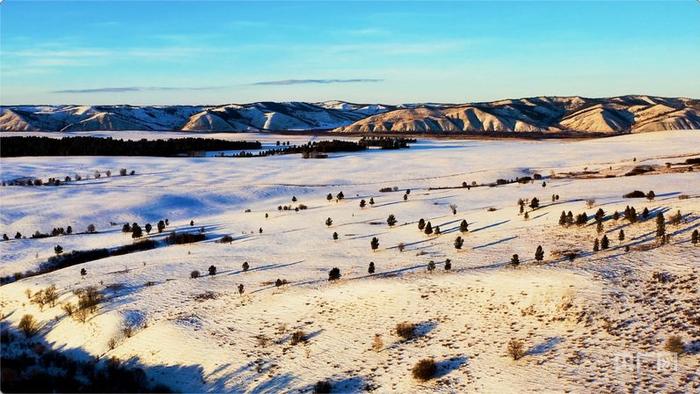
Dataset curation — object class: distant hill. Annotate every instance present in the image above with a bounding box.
[2,96,698,133]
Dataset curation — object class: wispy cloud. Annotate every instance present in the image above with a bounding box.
[51,86,224,94]
[251,78,383,86]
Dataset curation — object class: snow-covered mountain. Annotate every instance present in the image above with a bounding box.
[1,96,698,133]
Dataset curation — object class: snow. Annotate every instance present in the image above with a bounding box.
[1,130,699,392]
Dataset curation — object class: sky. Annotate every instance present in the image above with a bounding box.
[1,0,699,105]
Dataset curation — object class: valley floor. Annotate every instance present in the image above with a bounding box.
[1,131,699,392]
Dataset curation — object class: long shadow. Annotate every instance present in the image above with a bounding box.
[473,236,518,249]
[470,220,510,233]
[527,337,563,355]
[434,356,469,378]
[218,260,304,277]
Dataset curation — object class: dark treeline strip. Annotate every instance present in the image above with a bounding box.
[0,136,261,157]
[0,240,157,285]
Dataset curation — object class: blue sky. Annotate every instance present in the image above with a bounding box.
[1,1,699,105]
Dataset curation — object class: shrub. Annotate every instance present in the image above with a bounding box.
[412,358,437,381]
[427,261,436,271]
[664,336,684,354]
[585,199,596,208]
[397,242,405,252]
[313,380,332,393]
[290,330,307,345]
[219,235,234,243]
[372,334,383,351]
[328,267,341,281]
[18,314,39,337]
[87,224,96,233]
[190,270,200,279]
[507,338,526,360]
[166,231,205,245]
[396,322,416,340]
[623,190,645,198]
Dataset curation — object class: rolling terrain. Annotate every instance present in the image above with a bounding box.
[2,96,699,134]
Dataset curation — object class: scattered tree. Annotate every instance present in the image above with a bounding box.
[535,245,544,262]
[190,270,200,279]
[369,197,375,206]
[601,235,609,250]
[371,237,379,251]
[144,223,152,234]
[618,229,625,241]
[596,221,604,234]
[412,358,437,381]
[424,222,433,235]
[444,258,452,271]
[242,261,250,272]
[427,260,436,271]
[418,218,426,230]
[559,211,567,226]
[80,268,87,277]
[646,190,655,200]
[131,224,142,238]
[529,197,539,210]
[325,217,333,227]
[692,229,699,245]
[66,226,72,235]
[360,199,366,208]
[292,196,297,202]
[454,236,464,249]
[122,223,131,233]
[593,238,600,252]
[507,339,526,360]
[238,284,245,295]
[460,219,468,232]
[157,220,166,233]
[387,214,397,226]
[511,254,520,266]
[332,231,338,240]
[328,267,341,281]
[434,226,441,235]
[326,193,333,202]
[368,262,375,274]
[208,265,217,276]
[336,191,344,200]
[656,213,666,238]
[612,211,620,220]
[54,245,63,255]
[18,314,39,337]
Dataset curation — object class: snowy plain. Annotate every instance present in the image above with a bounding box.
[1,130,699,392]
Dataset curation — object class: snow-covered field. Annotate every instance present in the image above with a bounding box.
[1,131,699,392]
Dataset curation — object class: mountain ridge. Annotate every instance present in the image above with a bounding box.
[1,95,698,134]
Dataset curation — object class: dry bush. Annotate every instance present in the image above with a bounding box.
[412,358,437,381]
[372,334,383,351]
[678,194,689,200]
[218,235,234,243]
[398,242,405,252]
[664,336,684,354]
[108,337,117,350]
[396,322,416,340]
[290,330,307,345]
[18,314,39,337]
[507,338,526,360]
[256,335,270,347]
[62,302,75,317]
[585,199,596,208]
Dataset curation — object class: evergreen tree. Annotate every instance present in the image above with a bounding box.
[14,232,22,239]
[157,220,166,233]
[336,191,344,200]
[122,223,131,233]
[596,221,604,234]
[510,254,520,266]
[646,190,655,200]
[132,224,143,238]
[190,220,194,226]
[326,193,333,202]
[692,229,699,244]
[642,207,649,219]
[593,238,600,252]
[529,197,540,210]
[360,199,366,208]
[618,229,625,241]
[418,218,426,230]
[387,214,397,227]
[519,204,524,214]
[369,197,375,206]
[424,222,433,235]
[628,207,638,223]
[535,245,544,261]
[524,211,529,220]
[601,235,609,249]
[2,234,8,241]
[332,232,338,240]
[371,237,379,251]
[87,224,95,233]
[460,219,468,232]
[325,217,333,227]
[328,267,341,281]
[434,226,441,234]
[145,223,152,234]
[656,213,666,238]
[66,226,72,235]
[368,262,375,274]
[54,245,63,255]
[238,284,245,295]
[567,211,574,225]
[559,211,567,226]
[595,208,605,222]
[612,211,620,221]
[242,261,249,272]
[403,194,408,201]
[454,236,464,249]
[292,196,297,202]
[208,265,217,276]
[427,261,436,271]
[444,259,452,271]
[80,268,87,277]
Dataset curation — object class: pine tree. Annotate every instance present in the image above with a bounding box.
[54,245,63,255]
[613,211,620,221]
[360,199,366,208]
[157,220,166,233]
[524,211,529,220]
[325,217,333,227]
[208,265,217,276]
[656,213,666,238]
[567,211,574,225]
[601,235,609,249]
[593,238,599,252]
[242,261,249,272]
[66,226,73,235]
[519,204,524,214]
[424,222,433,235]
[454,236,464,249]
[326,193,333,202]
[387,214,397,227]
[332,232,338,240]
[628,207,637,223]
[642,207,649,219]
[692,229,699,244]
[132,224,143,238]
[328,267,341,281]
[368,262,375,274]
[559,211,567,226]
[336,191,344,200]
[618,229,625,241]
[535,245,544,261]
[122,223,131,233]
[145,223,152,234]
[371,237,379,251]
[510,254,520,266]
[444,259,452,271]
[418,218,426,230]
[80,268,87,277]
[238,284,245,295]
[434,226,441,235]
[460,219,468,232]
[529,198,540,210]
[369,197,375,206]
[595,208,605,222]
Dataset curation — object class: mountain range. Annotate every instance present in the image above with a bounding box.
[1,95,698,134]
